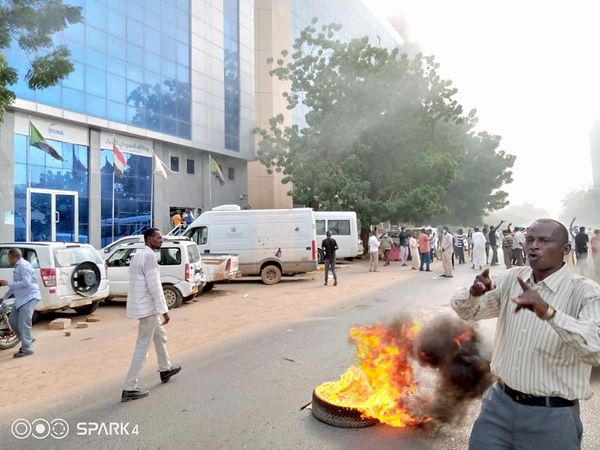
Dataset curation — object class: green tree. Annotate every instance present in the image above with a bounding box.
[560,188,600,228]
[256,20,515,240]
[0,0,82,121]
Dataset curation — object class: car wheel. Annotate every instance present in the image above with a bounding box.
[261,265,282,285]
[31,311,40,324]
[311,388,378,428]
[73,300,99,316]
[163,285,183,309]
[202,282,215,293]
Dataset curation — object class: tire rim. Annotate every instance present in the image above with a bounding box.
[266,269,278,281]
[164,289,177,306]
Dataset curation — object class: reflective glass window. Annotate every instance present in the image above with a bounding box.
[4,0,191,139]
[186,158,194,174]
[224,0,240,151]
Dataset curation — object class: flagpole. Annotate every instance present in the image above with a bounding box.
[208,155,212,210]
[111,136,116,243]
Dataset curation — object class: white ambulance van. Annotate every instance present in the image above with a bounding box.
[184,205,317,284]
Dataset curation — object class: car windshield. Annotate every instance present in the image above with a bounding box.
[54,247,103,267]
[187,244,200,263]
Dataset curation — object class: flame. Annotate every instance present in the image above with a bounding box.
[453,329,475,348]
[315,321,430,427]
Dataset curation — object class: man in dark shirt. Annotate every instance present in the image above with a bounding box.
[488,220,504,266]
[575,226,589,275]
[322,231,338,286]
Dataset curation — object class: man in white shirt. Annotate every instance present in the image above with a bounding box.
[512,227,526,266]
[452,219,600,449]
[368,231,380,272]
[121,228,181,402]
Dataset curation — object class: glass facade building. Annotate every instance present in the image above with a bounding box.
[224,0,241,152]
[13,134,89,243]
[5,0,192,139]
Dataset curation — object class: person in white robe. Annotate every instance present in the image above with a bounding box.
[471,227,487,270]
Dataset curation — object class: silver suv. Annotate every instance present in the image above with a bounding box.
[0,242,110,321]
[105,239,203,309]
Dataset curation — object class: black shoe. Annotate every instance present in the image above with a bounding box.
[13,350,33,358]
[333,280,338,286]
[160,365,182,383]
[121,389,149,402]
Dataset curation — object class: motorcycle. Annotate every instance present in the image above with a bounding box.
[0,299,19,350]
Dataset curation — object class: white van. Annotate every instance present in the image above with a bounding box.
[315,211,363,261]
[184,206,317,284]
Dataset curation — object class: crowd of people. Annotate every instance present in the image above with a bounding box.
[361,219,600,282]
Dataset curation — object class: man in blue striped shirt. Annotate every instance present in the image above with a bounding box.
[0,248,41,358]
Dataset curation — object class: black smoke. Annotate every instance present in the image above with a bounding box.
[410,314,493,423]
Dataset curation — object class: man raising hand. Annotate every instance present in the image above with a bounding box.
[451,218,600,450]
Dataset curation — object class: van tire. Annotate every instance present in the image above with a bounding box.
[317,249,325,264]
[202,282,215,293]
[31,311,41,324]
[261,265,282,285]
[163,285,183,309]
[73,300,99,316]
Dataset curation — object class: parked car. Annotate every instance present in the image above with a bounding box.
[315,211,363,262]
[0,242,109,322]
[104,239,203,309]
[184,205,317,285]
[101,235,240,291]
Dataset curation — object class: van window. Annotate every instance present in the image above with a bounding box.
[187,244,200,263]
[316,220,326,235]
[328,220,351,236]
[0,248,40,268]
[54,247,103,267]
[187,226,208,245]
[159,248,181,265]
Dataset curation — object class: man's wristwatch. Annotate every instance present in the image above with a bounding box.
[542,305,556,321]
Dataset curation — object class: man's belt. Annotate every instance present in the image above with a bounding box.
[498,380,578,408]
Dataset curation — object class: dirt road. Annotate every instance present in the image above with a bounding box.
[1,259,428,421]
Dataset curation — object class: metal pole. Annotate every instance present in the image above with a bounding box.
[111,166,115,243]
[208,155,212,210]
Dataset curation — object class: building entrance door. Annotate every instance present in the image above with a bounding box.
[27,188,79,242]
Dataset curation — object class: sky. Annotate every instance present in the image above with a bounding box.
[366,0,600,217]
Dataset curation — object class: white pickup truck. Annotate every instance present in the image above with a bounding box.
[100,236,240,292]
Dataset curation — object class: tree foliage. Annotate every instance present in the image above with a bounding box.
[559,188,600,228]
[0,0,82,120]
[256,20,515,230]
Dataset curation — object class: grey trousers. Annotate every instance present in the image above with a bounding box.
[124,315,171,391]
[469,383,582,450]
[9,298,39,353]
[324,258,337,283]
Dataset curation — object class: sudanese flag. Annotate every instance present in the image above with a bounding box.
[29,121,63,161]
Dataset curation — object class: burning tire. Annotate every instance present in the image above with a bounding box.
[311,388,378,428]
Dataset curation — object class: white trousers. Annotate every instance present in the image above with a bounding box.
[124,315,171,390]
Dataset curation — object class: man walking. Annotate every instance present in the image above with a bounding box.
[440,227,454,278]
[368,231,380,272]
[418,228,431,272]
[322,231,338,286]
[452,219,600,449]
[0,248,40,358]
[122,228,181,402]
